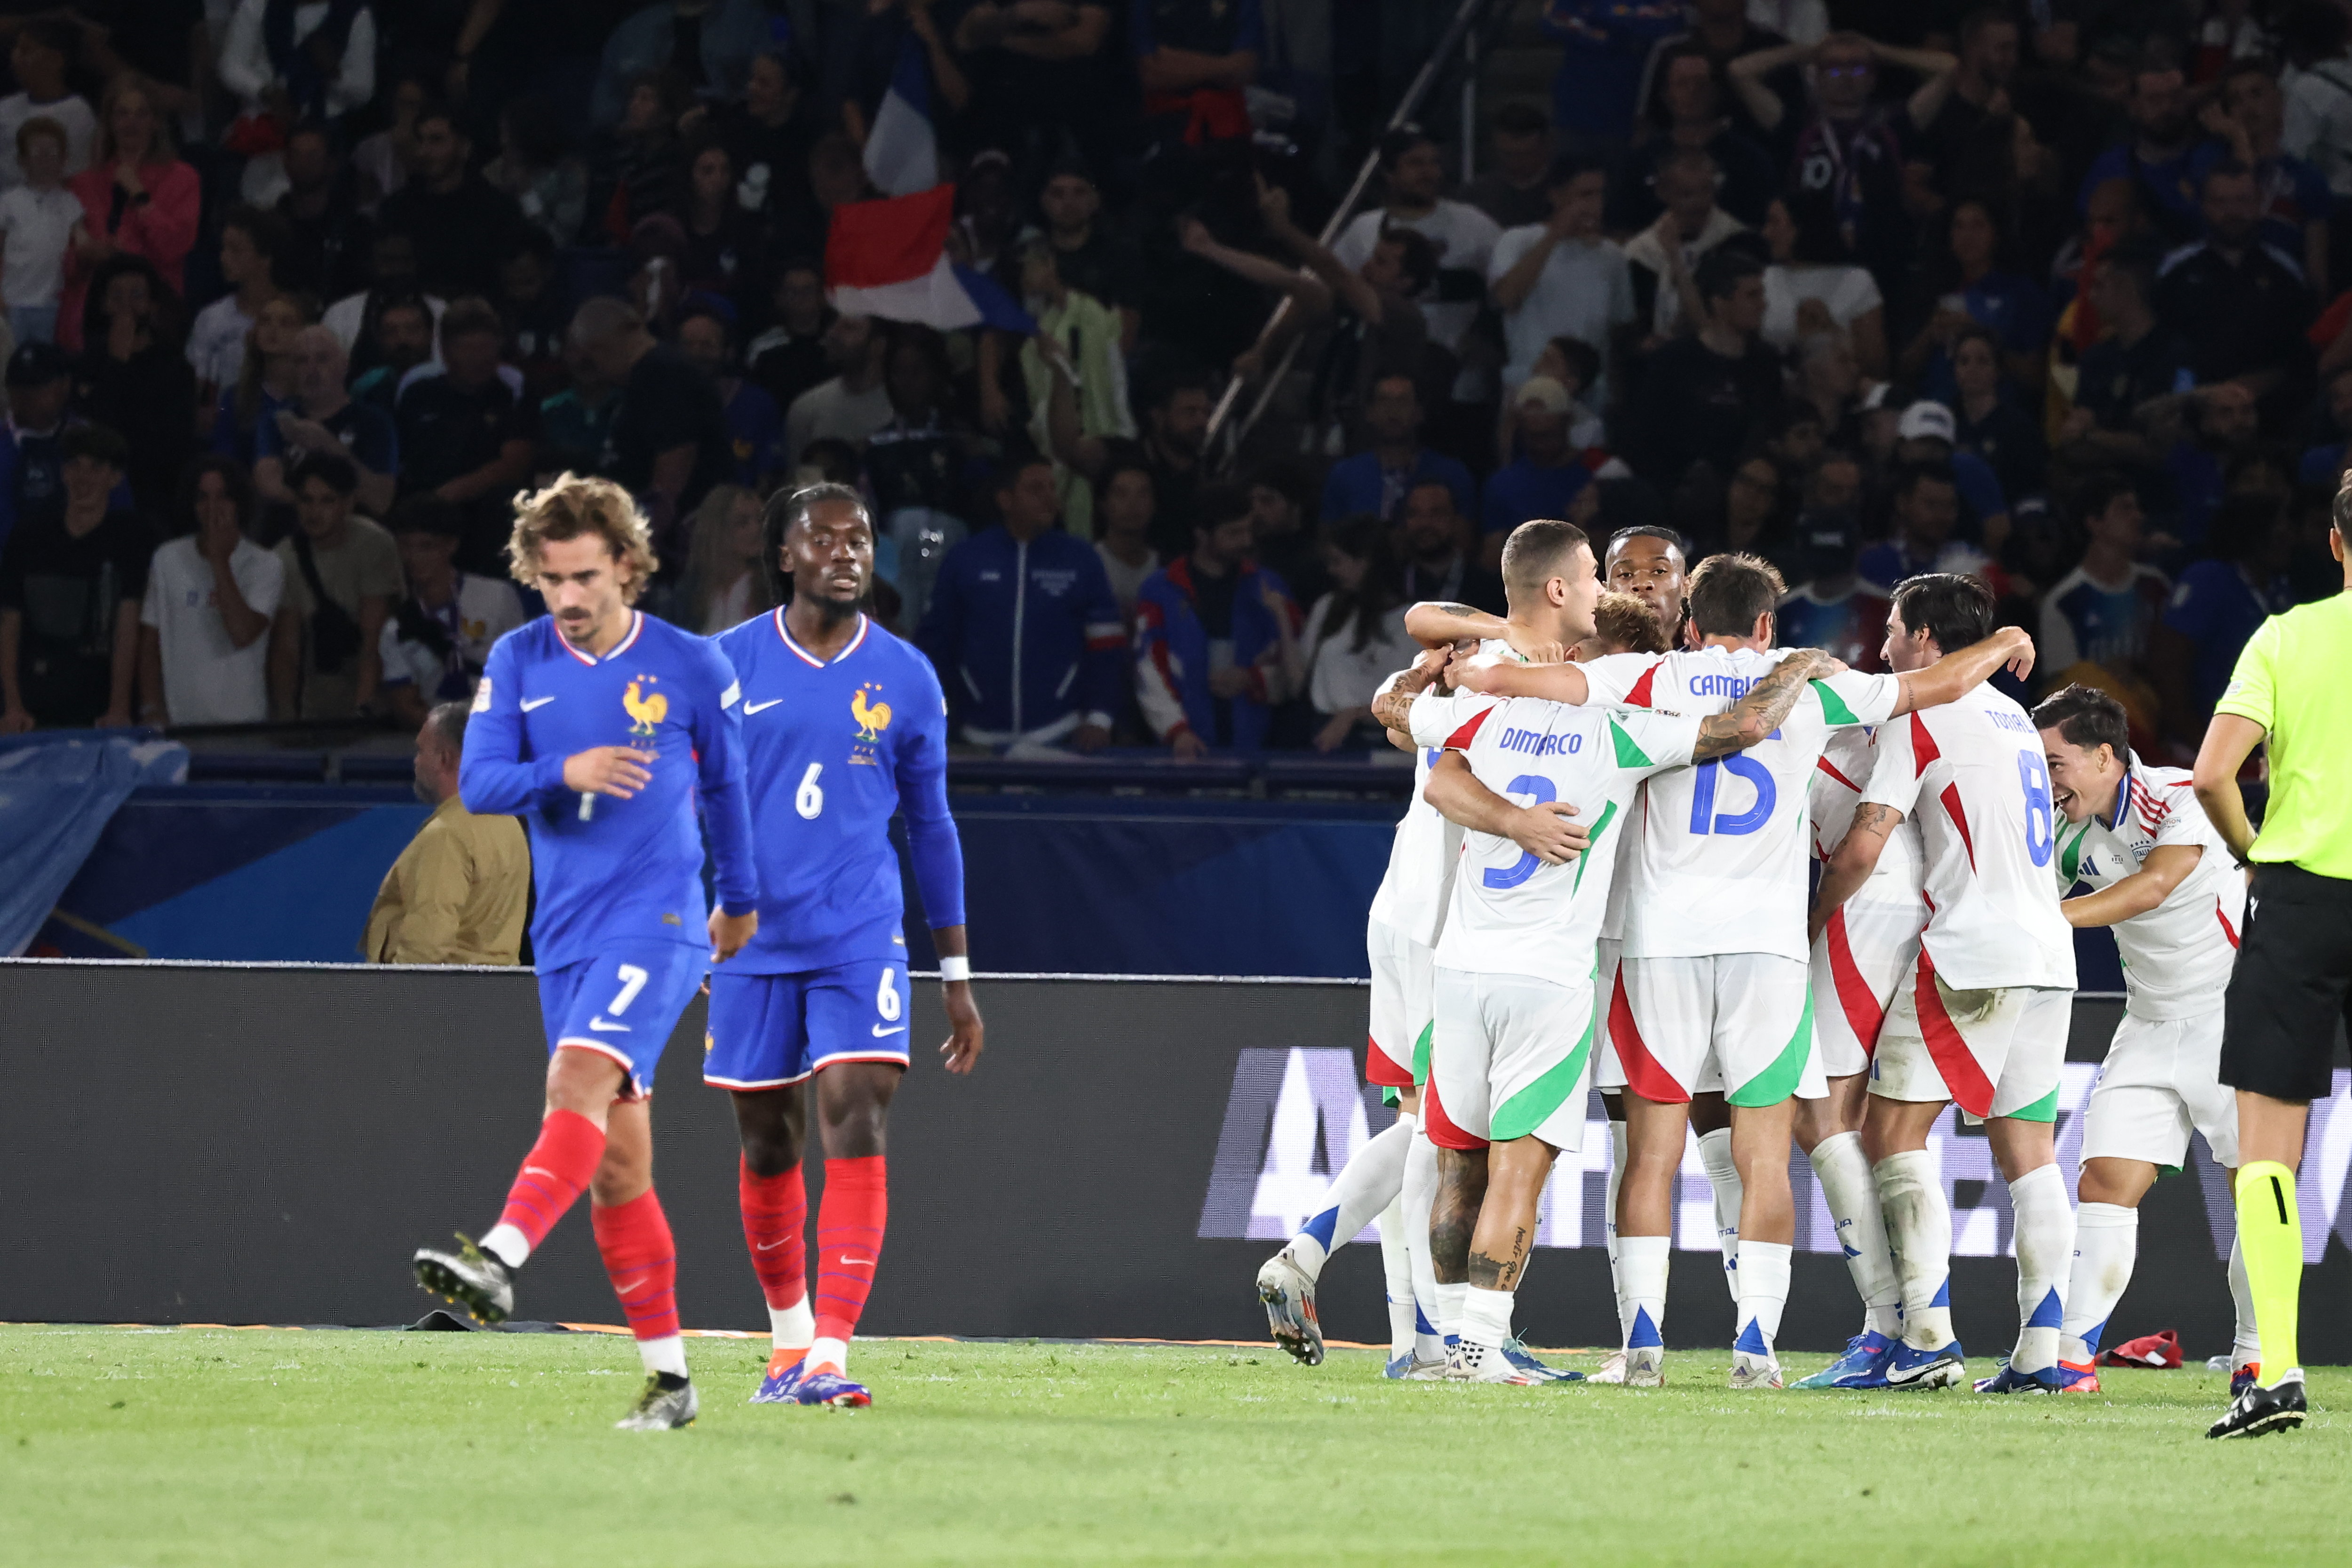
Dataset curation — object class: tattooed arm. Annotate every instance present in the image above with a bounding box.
[1691,647,1832,762]
[1369,647,1448,737]
[1810,802,1907,945]
[1401,601,1567,664]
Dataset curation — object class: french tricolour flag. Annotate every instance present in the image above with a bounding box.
[826,183,1034,334]
[864,32,937,198]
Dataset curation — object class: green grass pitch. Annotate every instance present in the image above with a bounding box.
[3,1325,2343,1566]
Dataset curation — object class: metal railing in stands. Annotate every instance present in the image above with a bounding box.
[1201,0,1508,473]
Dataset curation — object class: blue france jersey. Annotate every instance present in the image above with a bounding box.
[461,610,758,970]
[713,609,966,973]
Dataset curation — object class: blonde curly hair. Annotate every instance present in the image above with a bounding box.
[507,473,660,603]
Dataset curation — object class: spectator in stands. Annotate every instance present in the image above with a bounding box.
[952,0,1117,166]
[273,122,373,302]
[1244,460,1327,612]
[1540,0,1685,166]
[62,76,199,353]
[392,298,537,570]
[1704,452,1789,561]
[1034,161,1142,351]
[867,325,984,626]
[2039,474,2171,740]
[1901,197,2051,401]
[188,206,286,405]
[1295,514,1414,752]
[536,335,621,478]
[569,295,729,550]
[207,294,312,469]
[325,230,444,373]
[708,51,817,230]
[73,256,194,518]
[592,0,770,127]
[2059,243,2193,472]
[2153,489,2298,750]
[361,700,529,966]
[1488,155,1632,405]
[0,116,81,344]
[1627,247,1781,487]
[1396,476,1505,613]
[1857,461,1988,589]
[2197,58,2331,290]
[256,325,398,517]
[483,95,588,251]
[1013,239,1132,539]
[1915,7,2020,182]
[1320,373,1475,525]
[1949,325,2046,507]
[490,229,568,402]
[2154,159,2316,425]
[1615,47,1780,231]
[677,297,782,494]
[1094,456,1159,623]
[0,339,75,553]
[0,20,93,189]
[346,294,437,415]
[1891,399,2011,555]
[375,104,522,299]
[2280,0,2352,199]
[1481,376,1593,547]
[1136,480,1299,758]
[0,423,148,731]
[136,456,281,727]
[783,311,891,468]
[747,259,833,414]
[676,138,763,294]
[269,449,398,721]
[2077,61,2211,245]
[1137,365,1211,559]
[1461,103,1557,231]
[1495,334,1606,463]
[1132,0,1261,148]
[1622,146,1748,340]
[667,483,770,636]
[377,496,526,728]
[1758,190,1886,378]
[1774,458,1888,669]
[2300,364,2352,484]
[919,452,1124,754]
[215,0,375,203]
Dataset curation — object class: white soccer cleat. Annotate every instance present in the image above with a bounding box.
[1587,1349,1628,1385]
[1400,1353,1452,1381]
[1729,1354,1784,1390]
[1255,1250,1324,1366]
[1623,1348,1666,1388]
[1443,1340,1549,1385]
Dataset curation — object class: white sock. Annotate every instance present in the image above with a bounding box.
[1620,1234,1670,1354]
[808,1335,849,1376]
[1435,1280,1467,1344]
[1697,1127,1743,1304]
[1403,1127,1443,1361]
[636,1333,688,1379]
[2228,1234,2261,1369]
[1811,1131,1902,1338]
[1734,1240,1793,1363]
[2058,1202,2137,1366]
[1875,1149,1954,1351]
[1288,1117,1413,1281]
[2008,1163,2074,1374]
[1605,1119,1629,1344]
[481,1222,530,1270]
[769,1297,815,1353]
[1377,1192,1415,1359]
[1461,1284,1516,1352]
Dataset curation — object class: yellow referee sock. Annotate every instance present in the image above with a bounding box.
[2234,1161,2302,1387]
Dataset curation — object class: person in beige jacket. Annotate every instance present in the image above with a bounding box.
[363,700,528,964]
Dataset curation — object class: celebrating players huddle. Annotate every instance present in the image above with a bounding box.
[411,476,980,1429]
[1257,517,2271,1431]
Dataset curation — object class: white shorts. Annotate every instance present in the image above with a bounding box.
[1367,916,1436,1092]
[1869,950,2069,1121]
[1809,897,1924,1079]
[1427,967,1597,1153]
[2081,1007,2239,1170]
[1604,952,1827,1106]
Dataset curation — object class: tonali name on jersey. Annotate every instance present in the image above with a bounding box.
[1608,647,1903,963]
[2054,758,2244,1019]
[1811,724,1923,908]
[1417,695,1705,983]
[1367,641,1511,950]
[1860,684,2077,992]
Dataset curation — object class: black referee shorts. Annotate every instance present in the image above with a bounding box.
[2222,863,2352,1103]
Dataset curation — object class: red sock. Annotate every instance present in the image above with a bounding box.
[739,1157,808,1310]
[813,1156,887,1345]
[494,1109,605,1254]
[591,1188,681,1342]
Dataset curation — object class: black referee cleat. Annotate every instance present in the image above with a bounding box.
[413,1233,516,1326]
[2206,1376,2306,1439]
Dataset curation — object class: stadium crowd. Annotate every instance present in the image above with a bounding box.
[0,0,2349,764]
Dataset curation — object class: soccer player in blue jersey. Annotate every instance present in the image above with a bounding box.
[707,481,983,1409]
[410,475,760,1432]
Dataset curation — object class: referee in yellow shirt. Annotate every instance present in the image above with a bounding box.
[2191,482,2352,1438]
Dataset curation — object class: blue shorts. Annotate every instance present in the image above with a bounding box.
[704,951,914,1090]
[539,940,708,1100]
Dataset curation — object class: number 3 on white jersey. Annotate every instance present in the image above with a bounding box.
[795,762,824,819]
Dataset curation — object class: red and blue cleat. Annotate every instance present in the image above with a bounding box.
[1974,1359,2069,1393]
[751,1351,806,1405]
[1791,1330,1895,1389]
[2047,1359,2101,1394]
[2231,1361,2261,1400]
[794,1368,873,1408]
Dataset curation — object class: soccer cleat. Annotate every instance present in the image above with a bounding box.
[614,1372,697,1430]
[1622,1347,1666,1388]
[1728,1355,1784,1390]
[1587,1349,1628,1385]
[2048,1360,2101,1394]
[1973,1359,2060,1394]
[1882,1339,1966,1390]
[1791,1330,1895,1390]
[793,1369,873,1408]
[412,1233,515,1326]
[2230,1362,2261,1400]
[1255,1251,1324,1367]
[750,1352,806,1404]
[1387,1352,1448,1380]
[2096,1328,2182,1369]
[1502,1338,1585,1383]
[1444,1341,1551,1385]
[2206,1376,2306,1440]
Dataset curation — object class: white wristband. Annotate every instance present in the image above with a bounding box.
[937,955,972,982]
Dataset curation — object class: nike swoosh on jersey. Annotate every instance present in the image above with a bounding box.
[520,695,556,711]
[871,1023,907,1037]
[839,1256,876,1268]
[744,698,784,714]
[757,1239,790,1251]
[589,1017,629,1033]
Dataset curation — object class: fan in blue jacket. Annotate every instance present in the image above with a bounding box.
[1134,481,1301,756]
[915,454,1125,749]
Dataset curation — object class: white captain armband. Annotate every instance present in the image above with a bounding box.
[937,955,972,982]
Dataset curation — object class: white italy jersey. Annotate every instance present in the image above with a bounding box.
[1811,724,1924,908]
[1367,644,1509,949]
[1425,696,1703,983]
[1860,684,2077,991]
[1612,646,1903,963]
[2053,758,2243,1020]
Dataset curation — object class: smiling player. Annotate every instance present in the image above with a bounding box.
[707,481,983,1410]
